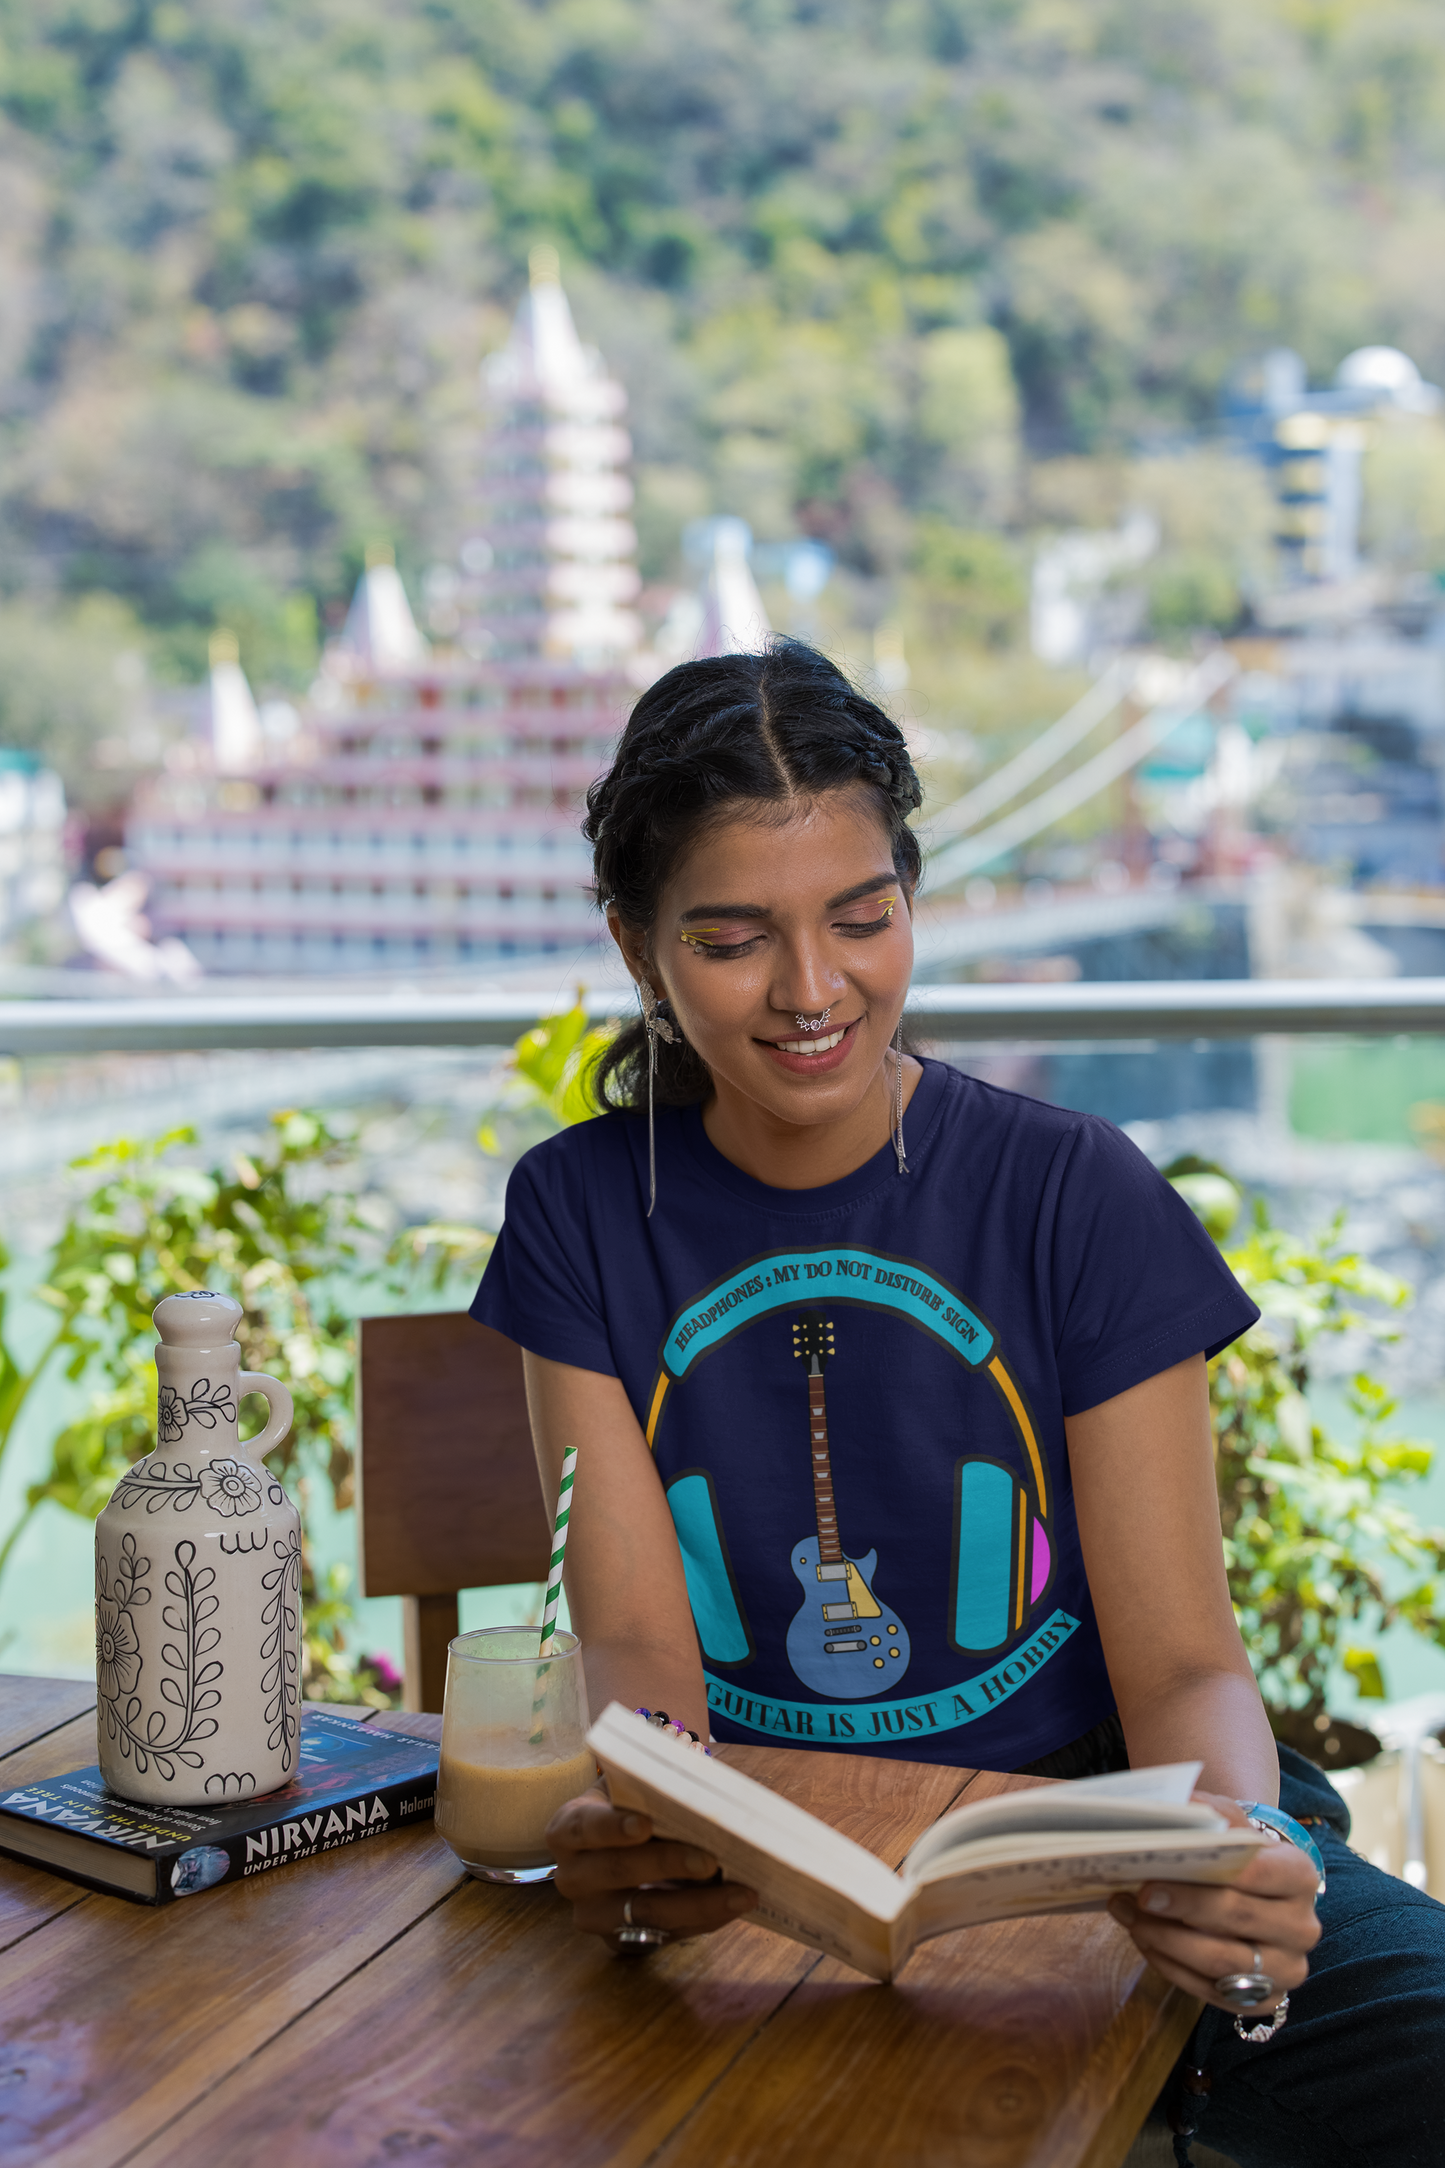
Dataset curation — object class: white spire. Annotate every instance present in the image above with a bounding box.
[338,547,428,671]
[482,244,627,421]
[696,520,772,657]
[209,630,262,772]
[467,250,641,664]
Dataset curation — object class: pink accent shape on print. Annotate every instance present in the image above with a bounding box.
[1030,1519,1052,1603]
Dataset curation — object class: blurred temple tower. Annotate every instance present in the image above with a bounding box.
[459,242,642,662]
[127,253,645,974]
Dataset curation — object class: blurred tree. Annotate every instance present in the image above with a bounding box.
[910,519,1029,648]
[1362,412,1445,578]
[0,595,164,811]
[1130,449,1275,641]
[914,326,1021,523]
[1,0,1445,681]
[1144,551,1244,638]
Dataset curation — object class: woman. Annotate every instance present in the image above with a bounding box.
[473,642,1443,2167]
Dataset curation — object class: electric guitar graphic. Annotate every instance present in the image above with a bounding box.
[784,1312,911,1697]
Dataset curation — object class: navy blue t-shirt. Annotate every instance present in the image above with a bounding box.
[471,1059,1257,1769]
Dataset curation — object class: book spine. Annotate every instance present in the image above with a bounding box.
[156,1772,438,1906]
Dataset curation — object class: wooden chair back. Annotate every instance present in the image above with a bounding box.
[356,1312,550,1711]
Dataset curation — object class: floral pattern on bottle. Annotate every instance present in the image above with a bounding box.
[112,1454,264,1516]
[95,1531,223,1783]
[260,1527,302,1774]
[158,1376,236,1445]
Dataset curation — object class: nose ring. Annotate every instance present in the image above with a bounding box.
[794,1007,833,1033]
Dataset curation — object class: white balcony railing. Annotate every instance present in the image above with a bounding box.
[0,979,1440,1055]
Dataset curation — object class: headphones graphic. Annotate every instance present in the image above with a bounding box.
[647,1247,1053,1676]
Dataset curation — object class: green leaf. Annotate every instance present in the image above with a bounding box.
[514,997,591,1095]
[550,1026,614,1126]
[1342,1647,1387,1700]
[1168,1170,1242,1242]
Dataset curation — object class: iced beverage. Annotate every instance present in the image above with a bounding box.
[435,1625,591,1883]
[436,1737,598,1871]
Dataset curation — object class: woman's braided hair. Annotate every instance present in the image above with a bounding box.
[584,638,923,1111]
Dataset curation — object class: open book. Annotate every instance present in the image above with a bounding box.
[588,1703,1263,1982]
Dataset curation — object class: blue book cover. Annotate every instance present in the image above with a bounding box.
[0,1708,438,1904]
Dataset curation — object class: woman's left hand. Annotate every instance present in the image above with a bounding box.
[1107,1792,1322,2016]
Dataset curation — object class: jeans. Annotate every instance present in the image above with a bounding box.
[1169,1747,1445,2168]
[1017,1726,1445,2167]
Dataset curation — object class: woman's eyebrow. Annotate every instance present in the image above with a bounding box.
[678,875,898,924]
[826,874,899,909]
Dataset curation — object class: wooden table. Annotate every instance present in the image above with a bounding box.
[0,1675,1196,2168]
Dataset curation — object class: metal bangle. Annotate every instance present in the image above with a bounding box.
[1238,1802,1327,1893]
[1234,1992,1289,2044]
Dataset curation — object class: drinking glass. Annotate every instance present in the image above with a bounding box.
[434,1627,594,1883]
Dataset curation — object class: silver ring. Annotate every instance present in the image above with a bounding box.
[1214,1969,1275,2010]
[615,1895,670,1949]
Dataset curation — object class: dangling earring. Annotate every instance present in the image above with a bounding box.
[892,1020,909,1176]
[639,981,677,1219]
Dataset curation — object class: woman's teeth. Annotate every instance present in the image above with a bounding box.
[775,1028,847,1056]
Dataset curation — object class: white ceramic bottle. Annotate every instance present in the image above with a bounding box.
[94,1291,299,1806]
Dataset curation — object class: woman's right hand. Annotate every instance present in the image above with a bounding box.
[547,1786,758,1945]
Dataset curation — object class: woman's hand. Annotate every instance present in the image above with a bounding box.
[547,1786,759,1947]
[1108,1794,1321,2015]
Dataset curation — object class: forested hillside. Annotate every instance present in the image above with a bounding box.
[4,0,1445,791]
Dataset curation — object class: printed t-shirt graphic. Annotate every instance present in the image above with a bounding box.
[649,1244,1057,1709]
[470,1058,1260,1766]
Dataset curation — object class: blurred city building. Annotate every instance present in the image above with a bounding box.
[126,253,644,975]
[1236,639,1445,889]
[1029,513,1158,668]
[1225,346,1442,588]
[0,754,67,950]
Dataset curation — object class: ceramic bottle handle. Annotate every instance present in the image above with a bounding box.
[238,1371,294,1460]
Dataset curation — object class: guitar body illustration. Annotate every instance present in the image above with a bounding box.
[786,1536,912,1696]
[785,1311,911,1699]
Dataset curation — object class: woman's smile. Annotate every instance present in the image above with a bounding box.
[759,1018,860,1073]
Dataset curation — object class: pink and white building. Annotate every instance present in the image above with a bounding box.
[128,255,646,974]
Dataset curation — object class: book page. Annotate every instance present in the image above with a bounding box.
[587,1704,905,1980]
[896,1827,1262,1965]
[900,1760,1208,1880]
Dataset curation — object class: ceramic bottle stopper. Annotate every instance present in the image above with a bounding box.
[94,1291,299,1806]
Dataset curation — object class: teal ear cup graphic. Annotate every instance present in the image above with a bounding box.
[949,1458,1053,1654]
[666,1470,753,1666]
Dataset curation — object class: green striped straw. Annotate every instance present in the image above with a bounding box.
[530,1443,577,1742]
[539,1443,577,1658]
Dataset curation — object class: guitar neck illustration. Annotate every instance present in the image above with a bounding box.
[792,1313,881,1622]
[806,1367,845,1570]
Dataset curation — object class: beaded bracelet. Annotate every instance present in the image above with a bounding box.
[635,1706,712,1755]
